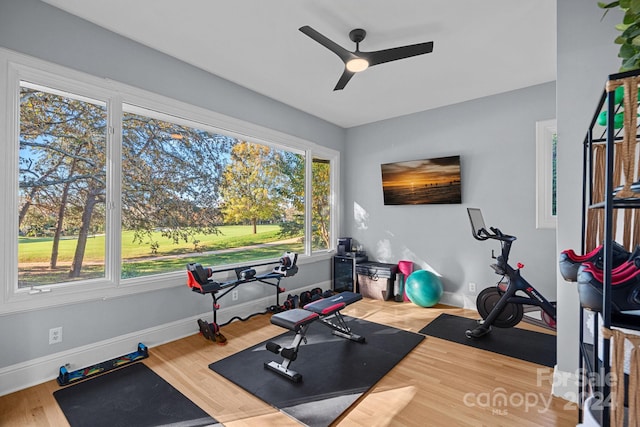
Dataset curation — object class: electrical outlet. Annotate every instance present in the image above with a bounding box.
[49,326,63,344]
[232,290,239,301]
[469,282,476,293]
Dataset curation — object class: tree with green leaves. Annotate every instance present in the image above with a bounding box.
[311,159,331,249]
[19,87,107,277]
[276,154,331,249]
[220,142,285,233]
[121,112,234,252]
[19,86,234,282]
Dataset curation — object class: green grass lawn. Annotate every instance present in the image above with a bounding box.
[19,225,287,263]
[18,225,303,286]
[120,241,304,278]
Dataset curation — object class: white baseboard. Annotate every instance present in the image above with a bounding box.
[440,291,477,310]
[551,365,579,404]
[0,282,327,397]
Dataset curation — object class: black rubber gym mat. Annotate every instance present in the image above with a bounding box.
[419,313,556,367]
[209,316,424,427]
[54,362,219,427]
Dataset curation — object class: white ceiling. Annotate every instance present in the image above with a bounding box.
[41,0,557,128]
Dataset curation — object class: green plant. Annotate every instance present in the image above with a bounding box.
[600,0,640,71]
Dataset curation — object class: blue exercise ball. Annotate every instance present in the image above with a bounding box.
[405,270,443,307]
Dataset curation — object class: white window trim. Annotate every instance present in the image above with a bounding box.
[535,119,557,229]
[0,47,338,315]
[306,148,340,255]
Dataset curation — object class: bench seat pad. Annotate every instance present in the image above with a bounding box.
[271,308,319,331]
[304,291,362,315]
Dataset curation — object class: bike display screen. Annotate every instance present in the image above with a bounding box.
[467,208,487,237]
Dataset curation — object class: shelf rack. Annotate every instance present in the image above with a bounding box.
[579,68,640,427]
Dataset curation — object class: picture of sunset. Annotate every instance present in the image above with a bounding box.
[381,155,461,205]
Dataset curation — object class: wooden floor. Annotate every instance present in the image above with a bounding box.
[0,299,578,426]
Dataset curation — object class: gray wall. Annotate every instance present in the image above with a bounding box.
[0,0,344,369]
[555,1,621,382]
[344,82,557,307]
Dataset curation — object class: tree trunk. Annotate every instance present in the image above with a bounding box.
[51,161,76,269]
[18,196,33,229]
[313,205,330,248]
[252,217,257,234]
[319,218,330,247]
[50,185,69,269]
[69,190,97,278]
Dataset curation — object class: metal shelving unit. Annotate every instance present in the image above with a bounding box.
[579,69,640,426]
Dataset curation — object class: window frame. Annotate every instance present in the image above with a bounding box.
[535,119,557,229]
[0,47,339,314]
[18,80,112,288]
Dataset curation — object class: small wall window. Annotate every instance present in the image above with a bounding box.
[536,119,557,229]
[311,157,331,252]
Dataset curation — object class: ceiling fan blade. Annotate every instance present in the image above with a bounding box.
[333,69,355,91]
[299,25,355,63]
[364,41,434,67]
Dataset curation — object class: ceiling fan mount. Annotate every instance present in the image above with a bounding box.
[348,28,366,45]
[299,25,434,91]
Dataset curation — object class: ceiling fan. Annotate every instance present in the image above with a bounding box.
[299,25,434,91]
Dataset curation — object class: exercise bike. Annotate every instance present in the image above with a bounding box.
[466,208,557,338]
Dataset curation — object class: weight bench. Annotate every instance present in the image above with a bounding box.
[264,291,364,382]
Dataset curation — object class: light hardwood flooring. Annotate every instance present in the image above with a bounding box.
[0,298,578,426]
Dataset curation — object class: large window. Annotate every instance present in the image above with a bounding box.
[121,106,305,279]
[4,50,337,310]
[19,83,107,288]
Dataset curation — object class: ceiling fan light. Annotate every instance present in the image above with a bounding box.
[346,58,369,72]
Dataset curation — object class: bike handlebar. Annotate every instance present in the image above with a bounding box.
[468,208,517,243]
[475,226,517,243]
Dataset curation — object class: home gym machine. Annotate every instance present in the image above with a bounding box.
[187,252,299,343]
[466,208,557,338]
